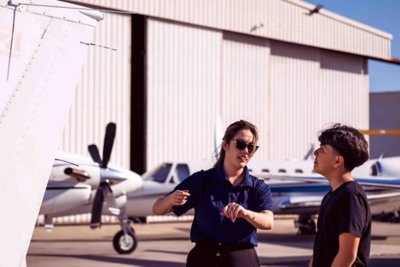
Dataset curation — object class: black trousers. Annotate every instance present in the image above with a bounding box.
[186,242,260,267]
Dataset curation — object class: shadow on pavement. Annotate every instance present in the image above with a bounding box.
[28,253,186,267]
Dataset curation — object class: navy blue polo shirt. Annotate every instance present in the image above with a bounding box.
[171,165,273,246]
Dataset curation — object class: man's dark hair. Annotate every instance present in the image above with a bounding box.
[318,123,369,171]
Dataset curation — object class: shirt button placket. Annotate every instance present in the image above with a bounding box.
[216,243,222,257]
[229,191,238,203]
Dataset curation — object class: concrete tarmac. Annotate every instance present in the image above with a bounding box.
[27,219,400,267]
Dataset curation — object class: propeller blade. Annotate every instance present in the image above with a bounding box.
[90,186,104,229]
[90,181,114,229]
[88,144,102,165]
[101,122,116,168]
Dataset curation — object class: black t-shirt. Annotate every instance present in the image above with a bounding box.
[312,181,371,267]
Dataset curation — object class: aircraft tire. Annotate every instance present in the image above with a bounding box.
[298,223,316,235]
[297,215,316,235]
[113,228,138,254]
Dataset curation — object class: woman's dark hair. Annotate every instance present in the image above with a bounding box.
[318,123,369,171]
[213,120,259,167]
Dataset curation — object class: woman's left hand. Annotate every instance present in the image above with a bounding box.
[221,202,251,222]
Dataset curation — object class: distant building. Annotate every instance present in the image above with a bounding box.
[370,92,400,158]
[60,0,394,173]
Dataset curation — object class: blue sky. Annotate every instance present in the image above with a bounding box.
[306,0,400,92]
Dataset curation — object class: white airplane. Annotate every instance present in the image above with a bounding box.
[0,0,101,265]
[40,122,143,254]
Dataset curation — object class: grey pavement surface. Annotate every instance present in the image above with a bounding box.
[27,219,400,267]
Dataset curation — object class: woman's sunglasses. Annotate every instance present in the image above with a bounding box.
[233,139,259,154]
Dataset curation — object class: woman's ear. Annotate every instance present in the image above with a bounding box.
[222,140,228,151]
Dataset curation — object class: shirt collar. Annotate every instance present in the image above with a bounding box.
[214,164,253,187]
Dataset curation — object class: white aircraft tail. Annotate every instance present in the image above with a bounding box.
[0,1,101,266]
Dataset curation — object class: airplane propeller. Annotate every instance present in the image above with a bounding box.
[88,122,118,229]
[88,122,116,168]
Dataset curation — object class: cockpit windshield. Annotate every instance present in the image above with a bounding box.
[176,164,190,182]
[143,163,173,183]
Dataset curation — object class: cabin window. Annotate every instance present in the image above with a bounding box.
[176,164,190,182]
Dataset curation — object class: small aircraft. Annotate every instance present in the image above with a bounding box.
[0,0,101,265]
[40,122,143,254]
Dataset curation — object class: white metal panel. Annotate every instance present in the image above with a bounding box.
[318,50,369,130]
[269,41,321,160]
[0,1,100,264]
[60,13,132,169]
[74,0,392,60]
[221,32,271,162]
[146,18,221,170]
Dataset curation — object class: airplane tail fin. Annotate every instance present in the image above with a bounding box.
[214,114,223,161]
[303,143,315,160]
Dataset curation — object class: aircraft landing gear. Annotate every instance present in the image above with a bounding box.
[295,215,316,235]
[113,213,138,254]
[113,227,137,254]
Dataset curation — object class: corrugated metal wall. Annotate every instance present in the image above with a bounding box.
[145,18,369,167]
[58,1,373,169]
[319,50,369,130]
[60,13,132,169]
[71,0,392,60]
[269,41,368,160]
[269,41,320,160]
[221,32,271,161]
[146,18,222,169]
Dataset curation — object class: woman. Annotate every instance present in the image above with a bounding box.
[152,120,274,267]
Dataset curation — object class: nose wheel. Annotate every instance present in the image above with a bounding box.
[113,227,138,254]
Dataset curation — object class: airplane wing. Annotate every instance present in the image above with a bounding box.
[263,172,400,216]
[264,173,400,189]
[0,1,101,265]
[273,194,323,215]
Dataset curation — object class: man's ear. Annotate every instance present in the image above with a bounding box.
[335,155,345,168]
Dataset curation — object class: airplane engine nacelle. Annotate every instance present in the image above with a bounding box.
[372,157,400,177]
[50,164,100,188]
[52,151,101,188]
[40,184,92,215]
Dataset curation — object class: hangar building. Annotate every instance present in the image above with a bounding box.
[60,0,394,174]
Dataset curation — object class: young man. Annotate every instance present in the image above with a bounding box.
[309,124,371,267]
